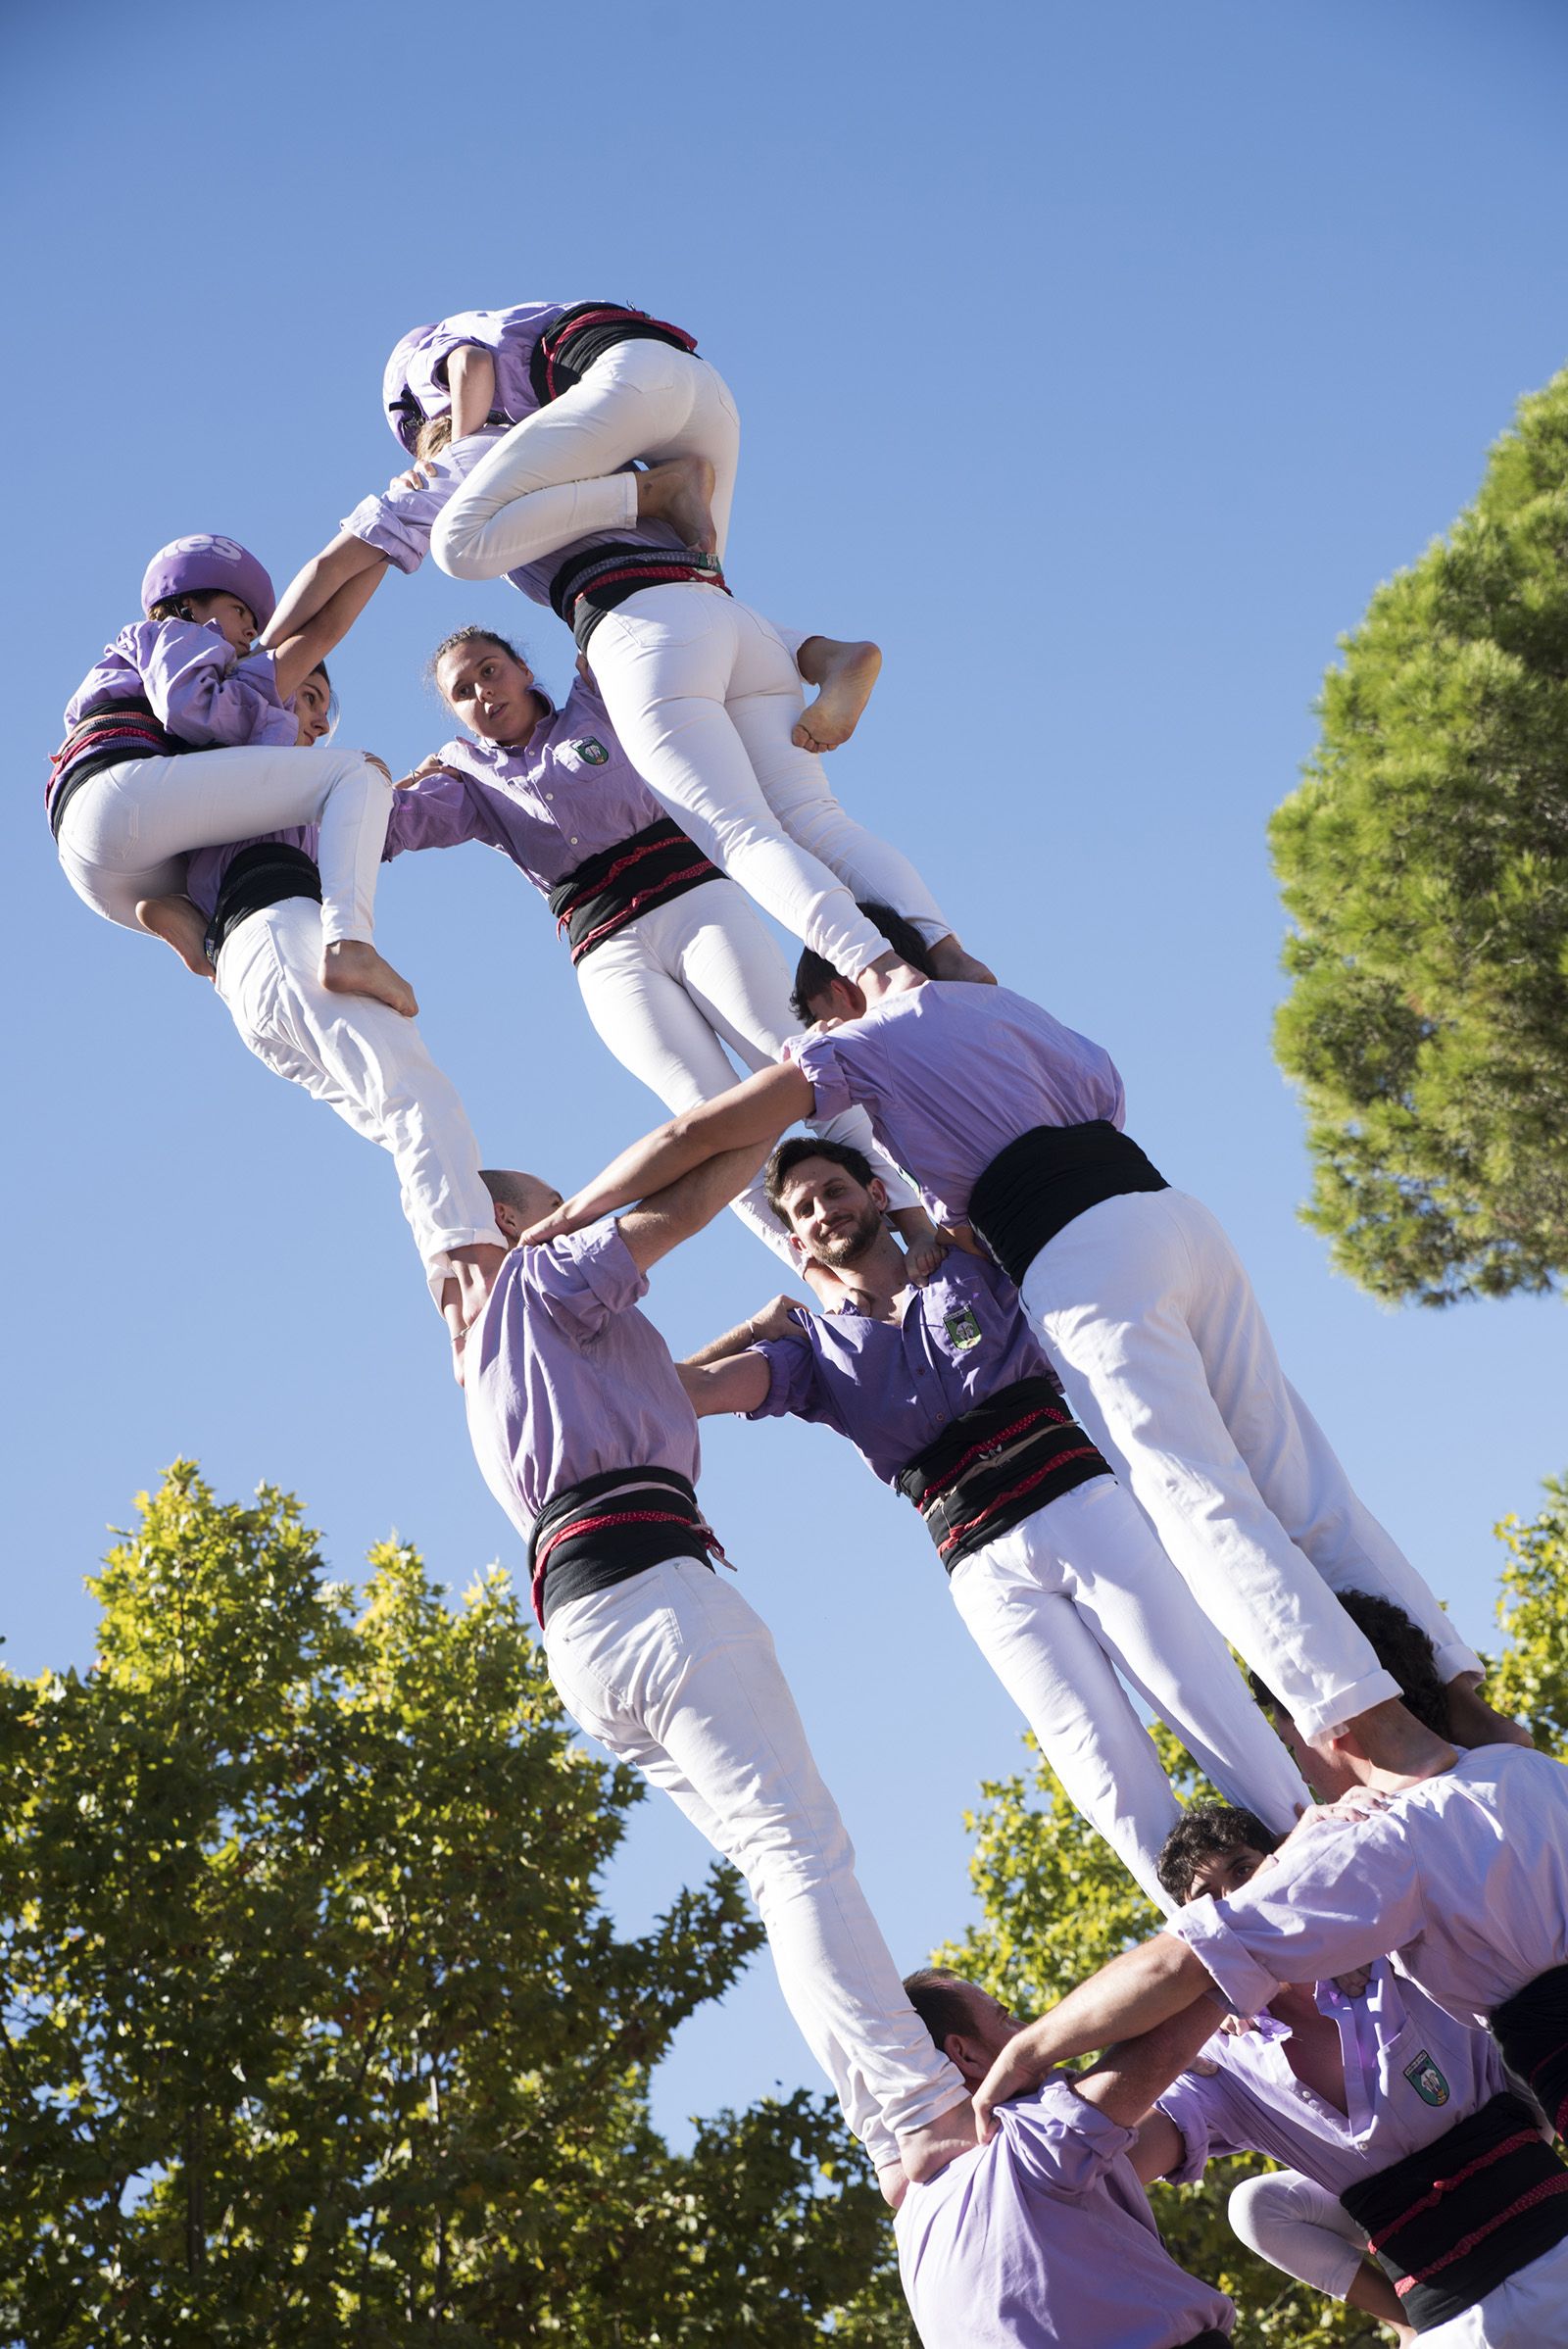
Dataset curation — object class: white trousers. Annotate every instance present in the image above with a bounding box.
[216,898,502,1285]
[575,879,915,1265]
[544,1554,966,2167]
[431,337,742,577]
[588,584,951,977]
[1020,1190,1481,1739]
[56,743,392,948]
[1229,2170,1568,2344]
[948,1479,1309,1912]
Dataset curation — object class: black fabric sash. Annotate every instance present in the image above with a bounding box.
[1492,1963,1568,2142]
[546,816,722,964]
[1184,2333,1232,2348]
[528,303,700,406]
[893,1375,1109,1574]
[1340,2088,1568,2329]
[549,542,729,652]
[205,842,323,963]
[968,1121,1169,1288]
[48,696,185,839]
[527,1466,721,1632]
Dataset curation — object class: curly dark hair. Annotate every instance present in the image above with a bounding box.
[1156,1801,1281,1905]
[788,899,936,1023]
[1248,1589,1452,1738]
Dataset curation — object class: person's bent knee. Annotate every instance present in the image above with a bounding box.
[429,506,488,581]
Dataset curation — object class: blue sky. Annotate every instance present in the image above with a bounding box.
[7,0,1567,2148]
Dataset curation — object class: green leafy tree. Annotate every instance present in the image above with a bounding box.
[0,1464,883,2345]
[1270,364,1568,1304]
[845,1477,1568,2349]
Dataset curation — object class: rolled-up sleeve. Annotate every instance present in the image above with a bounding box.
[384,771,506,859]
[1004,2078,1140,2194]
[784,1033,851,1123]
[748,1331,842,1431]
[1153,2070,1235,2183]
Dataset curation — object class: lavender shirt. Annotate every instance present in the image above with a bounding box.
[749,1254,1054,1488]
[1156,1961,1509,2197]
[464,1221,703,1546]
[65,623,296,750]
[344,420,687,613]
[397,305,571,432]
[1166,1746,1568,2031]
[788,985,1126,1227]
[384,680,671,899]
[895,2077,1232,2348]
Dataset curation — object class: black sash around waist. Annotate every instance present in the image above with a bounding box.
[1492,1963,1568,2142]
[968,1121,1169,1288]
[549,541,730,652]
[529,303,700,407]
[1340,2088,1568,2329]
[547,815,723,964]
[893,1375,1110,1575]
[527,1467,722,1632]
[1184,2333,1231,2348]
[204,842,323,964]
[48,696,186,839]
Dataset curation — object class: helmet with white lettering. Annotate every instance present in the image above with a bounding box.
[140,535,275,631]
[384,322,439,453]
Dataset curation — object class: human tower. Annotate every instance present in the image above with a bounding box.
[49,302,1568,2347]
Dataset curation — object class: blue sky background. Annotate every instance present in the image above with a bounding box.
[7,0,1567,2150]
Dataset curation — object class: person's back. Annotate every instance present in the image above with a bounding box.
[896,2078,1232,2349]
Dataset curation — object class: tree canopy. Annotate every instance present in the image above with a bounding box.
[0,1465,883,2346]
[1270,365,1568,1304]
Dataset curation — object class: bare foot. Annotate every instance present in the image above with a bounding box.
[928,935,998,986]
[136,893,214,978]
[793,639,882,753]
[320,939,418,1018]
[898,2097,980,2185]
[858,952,927,1004]
[636,455,718,556]
[1446,1679,1533,1749]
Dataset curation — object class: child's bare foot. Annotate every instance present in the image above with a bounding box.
[136,894,215,978]
[793,639,883,754]
[928,935,998,986]
[859,952,927,1003]
[321,939,418,1017]
[636,455,718,555]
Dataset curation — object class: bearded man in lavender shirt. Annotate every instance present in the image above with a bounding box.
[676,1137,1309,1910]
[970,1597,1568,2343]
[458,1148,974,2197]
[510,903,1523,1781]
[1142,1793,1568,2347]
[893,1967,1235,2347]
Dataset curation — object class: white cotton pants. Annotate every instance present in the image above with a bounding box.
[948,1479,1309,1912]
[575,878,916,1266]
[56,744,392,948]
[543,1554,966,2167]
[587,585,951,977]
[1019,1189,1482,1741]
[1228,2171,1568,2344]
[216,897,502,1288]
[431,337,743,578]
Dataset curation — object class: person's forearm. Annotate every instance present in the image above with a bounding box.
[448,346,497,440]
[264,531,387,650]
[271,557,388,700]
[974,1936,1211,2136]
[1077,1993,1228,2132]
[526,1069,810,1242]
[684,1314,768,1369]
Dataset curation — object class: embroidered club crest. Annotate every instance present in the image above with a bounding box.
[573,737,611,765]
[1403,2051,1450,2107]
[944,1305,983,1351]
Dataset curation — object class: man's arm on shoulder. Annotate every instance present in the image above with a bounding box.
[1070,1995,1229,2134]
[522,1063,814,1245]
[679,1352,773,1417]
[615,1140,779,1276]
[973,1933,1216,2140]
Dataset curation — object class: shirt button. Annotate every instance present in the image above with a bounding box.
[546,792,555,801]
[570,836,579,844]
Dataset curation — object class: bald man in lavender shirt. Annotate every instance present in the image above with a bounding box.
[459,1147,974,2195]
[676,1137,1308,1909]
[511,907,1520,1780]
[894,1969,1234,2347]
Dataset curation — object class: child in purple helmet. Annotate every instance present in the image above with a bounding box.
[265,305,992,999]
[51,534,416,1014]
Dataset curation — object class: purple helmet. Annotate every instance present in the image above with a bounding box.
[384,322,439,452]
[140,535,275,631]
